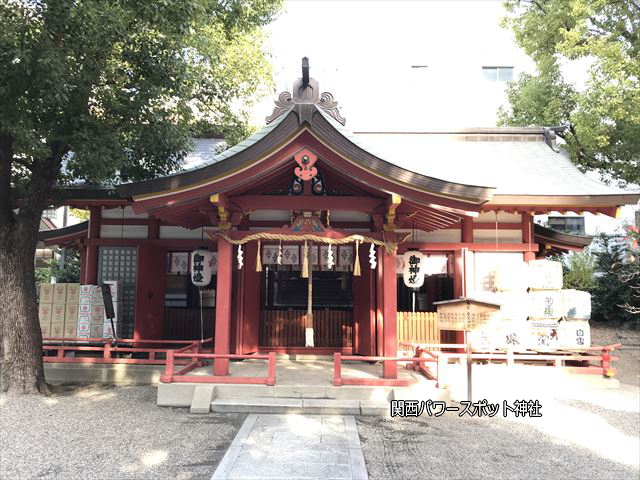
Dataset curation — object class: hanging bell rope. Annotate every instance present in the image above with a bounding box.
[255,240,262,272]
[353,240,361,277]
[301,241,309,278]
[215,231,396,254]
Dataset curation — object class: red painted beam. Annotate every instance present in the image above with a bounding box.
[101,218,150,226]
[87,238,217,248]
[402,242,539,252]
[230,195,385,212]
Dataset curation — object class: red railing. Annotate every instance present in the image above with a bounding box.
[402,342,621,388]
[160,351,277,385]
[334,344,621,388]
[42,337,212,365]
[333,353,427,387]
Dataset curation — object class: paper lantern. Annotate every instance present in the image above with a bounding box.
[403,251,425,288]
[191,249,214,287]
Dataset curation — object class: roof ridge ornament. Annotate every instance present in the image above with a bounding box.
[266,57,346,126]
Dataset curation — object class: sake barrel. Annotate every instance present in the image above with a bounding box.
[527,259,563,290]
[559,319,591,348]
[494,291,530,321]
[561,289,591,320]
[526,319,561,350]
[494,261,529,292]
[528,290,563,320]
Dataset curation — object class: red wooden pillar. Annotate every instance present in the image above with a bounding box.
[375,247,385,356]
[84,206,101,284]
[461,217,473,243]
[214,237,233,375]
[148,216,160,240]
[240,241,260,354]
[353,242,375,355]
[134,244,165,340]
[522,213,535,262]
[452,248,467,347]
[79,246,88,284]
[381,248,398,378]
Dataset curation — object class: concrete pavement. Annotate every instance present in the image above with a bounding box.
[211,414,368,480]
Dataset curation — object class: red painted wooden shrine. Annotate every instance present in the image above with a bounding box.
[40,62,639,381]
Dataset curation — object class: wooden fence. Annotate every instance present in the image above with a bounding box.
[164,307,215,340]
[397,311,440,345]
[260,309,352,347]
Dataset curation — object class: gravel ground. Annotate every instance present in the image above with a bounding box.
[591,325,640,388]
[358,325,640,480]
[0,385,245,480]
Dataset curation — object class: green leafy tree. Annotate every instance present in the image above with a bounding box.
[618,226,640,322]
[591,233,638,327]
[34,249,81,284]
[560,249,596,291]
[499,0,640,186]
[0,0,281,394]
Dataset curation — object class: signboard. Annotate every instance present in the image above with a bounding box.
[435,298,501,331]
[403,251,424,288]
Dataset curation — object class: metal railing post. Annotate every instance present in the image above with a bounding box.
[267,352,276,386]
[103,340,112,360]
[160,350,175,383]
[333,352,342,386]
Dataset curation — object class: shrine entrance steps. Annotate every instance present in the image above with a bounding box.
[157,357,450,415]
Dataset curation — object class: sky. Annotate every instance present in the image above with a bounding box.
[251,0,536,130]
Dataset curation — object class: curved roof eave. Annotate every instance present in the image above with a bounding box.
[116,104,495,206]
[38,221,89,245]
[534,223,593,249]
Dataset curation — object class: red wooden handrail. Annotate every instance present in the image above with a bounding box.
[333,353,425,387]
[334,344,621,388]
[41,338,208,366]
[43,337,211,345]
[160,351,277,386]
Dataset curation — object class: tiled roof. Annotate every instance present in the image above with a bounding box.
[348,132,631,196]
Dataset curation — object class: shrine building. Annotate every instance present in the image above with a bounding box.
[41,62,639,382]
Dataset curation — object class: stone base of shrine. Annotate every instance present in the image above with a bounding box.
[45,363,164,385]
[445,363,620,403]
[157,357,448,415]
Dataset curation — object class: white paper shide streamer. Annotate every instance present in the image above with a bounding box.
[237,244,244,270]
[369,243,377,269]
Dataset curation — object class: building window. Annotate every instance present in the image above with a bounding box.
[482,66,514,82]
[43,208,57,220]
[547,216,586,236]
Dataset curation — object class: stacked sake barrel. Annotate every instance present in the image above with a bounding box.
[491,262,531,352]
[492,259,591,350]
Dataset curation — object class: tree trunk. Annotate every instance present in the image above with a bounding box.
[0,218,49,394]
